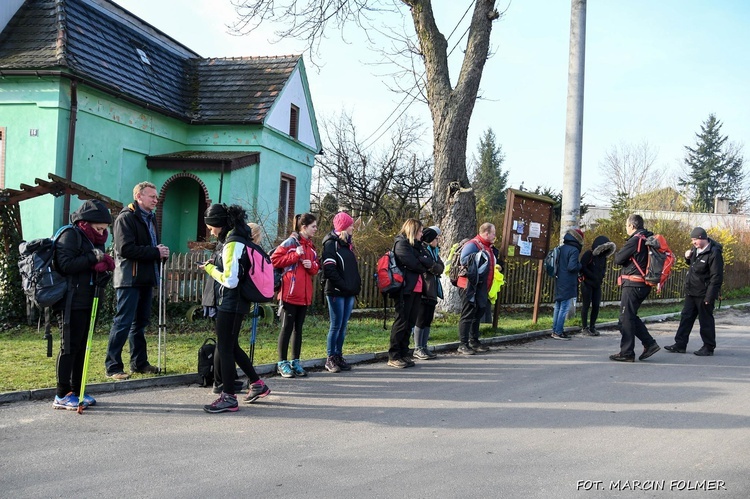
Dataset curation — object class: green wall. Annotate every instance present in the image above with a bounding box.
[1,78,315,250]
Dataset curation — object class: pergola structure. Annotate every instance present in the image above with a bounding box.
[0,173,122,241]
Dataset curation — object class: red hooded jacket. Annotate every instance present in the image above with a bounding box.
[271,234,320,306]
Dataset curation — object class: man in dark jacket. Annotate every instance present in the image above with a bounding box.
[665,227,724,356]
[551,228,583,340]
[105,182,170,379]
[610,214,660,362]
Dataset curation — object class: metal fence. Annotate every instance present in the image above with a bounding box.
[161,252,724,308]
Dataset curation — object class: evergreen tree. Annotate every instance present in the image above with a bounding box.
[471,128,509,211]
[680,114,746,212]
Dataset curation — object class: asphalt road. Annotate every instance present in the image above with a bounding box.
[1,309,749,498]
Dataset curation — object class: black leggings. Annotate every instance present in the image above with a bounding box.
[56,309,91,398]
[277,302,308,361]
[580,284,602,328]
[215,311,259,395]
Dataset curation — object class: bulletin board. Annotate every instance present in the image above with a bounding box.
[500,189,555,261]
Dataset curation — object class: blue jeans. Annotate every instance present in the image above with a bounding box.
[552,298,574,334]
[105,286,153,374]
[326,295,355,356]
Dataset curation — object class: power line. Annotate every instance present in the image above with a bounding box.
[360,1,474,151]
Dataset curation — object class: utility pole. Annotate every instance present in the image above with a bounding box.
[560,0,587,240]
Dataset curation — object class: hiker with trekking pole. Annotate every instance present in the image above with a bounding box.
[51,199,114,411]
[199,204,271,413]
[105,181,169,380]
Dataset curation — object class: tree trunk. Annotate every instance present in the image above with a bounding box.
[406,0,498,311]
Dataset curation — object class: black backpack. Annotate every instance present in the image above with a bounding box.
[18,225,76,309]
[197,337,216,387]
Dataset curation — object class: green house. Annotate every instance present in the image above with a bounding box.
[0,0,321,252]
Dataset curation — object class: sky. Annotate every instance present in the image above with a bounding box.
[112,0,750,205]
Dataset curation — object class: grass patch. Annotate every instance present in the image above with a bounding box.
[2,297,747,392]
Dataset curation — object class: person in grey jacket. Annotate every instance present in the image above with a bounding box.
[665,227,724,356]
[551,229,583,340]
[104,182,169,379]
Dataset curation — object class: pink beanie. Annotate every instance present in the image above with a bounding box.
[333,212,354,232]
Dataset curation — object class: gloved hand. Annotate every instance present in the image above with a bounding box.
[93,254,115,272]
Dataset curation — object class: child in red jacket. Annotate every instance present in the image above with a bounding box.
[270,213,320,377]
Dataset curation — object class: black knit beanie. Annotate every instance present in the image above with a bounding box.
[204,204,228,227]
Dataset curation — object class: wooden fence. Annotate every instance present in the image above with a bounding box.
[161,252,714,308]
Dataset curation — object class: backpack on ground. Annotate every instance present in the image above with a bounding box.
[18,224,76,309]
[544,245,562,278]
[632,234,676,292]
[240,241,275,303]
[445,238,471,286]
[376,248,404,295]
[197,337,216,387]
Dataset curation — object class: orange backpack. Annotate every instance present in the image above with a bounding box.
[631,234,676,293]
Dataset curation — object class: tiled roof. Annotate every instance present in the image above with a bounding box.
[0,0,300,124]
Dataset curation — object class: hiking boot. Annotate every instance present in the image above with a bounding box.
[694,346,714,356]
[106,371,130,380]
[609,353,635,362]
[470,340,489,352]
[203,392,238,413]
[423,347,438,359]
[387,358,408,368]
[212,379,245,394]
[413,348,430,360]
[664,344,686,353]
[325,356,341,373]
[588,327,600,337]
[551,332,571,341]
[81,393,96,407]
[581,326,590,335]
[639,342,661,361]
[335,354,352,371]
[402,356,416,367]
[457,344,475,355]
[244,380,271,403]
[291,359,307,377]
[53,392,80,411]
[277,360,295,378]
[131,363,160,375]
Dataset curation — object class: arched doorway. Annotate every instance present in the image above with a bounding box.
[158,174,210,253]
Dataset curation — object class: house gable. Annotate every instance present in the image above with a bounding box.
[265,61,321,153]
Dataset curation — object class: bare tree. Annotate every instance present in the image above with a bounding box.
[316,111,433,227]
[230,0,501,248]
[594,141,667,207]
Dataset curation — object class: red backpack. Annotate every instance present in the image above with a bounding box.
[376,248,404,295]
[631,234,676,293]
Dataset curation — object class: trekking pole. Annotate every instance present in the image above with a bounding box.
[77,285,100,414]
[249,302,259,364]
[157,259,167,374]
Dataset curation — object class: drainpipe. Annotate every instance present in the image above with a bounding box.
[62,79,78,224]
[218,161,225,203]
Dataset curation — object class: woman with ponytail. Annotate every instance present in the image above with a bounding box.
[199,204,271,413]
[271,213,319,377]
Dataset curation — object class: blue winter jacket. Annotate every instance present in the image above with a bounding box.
[554,232,582,301]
